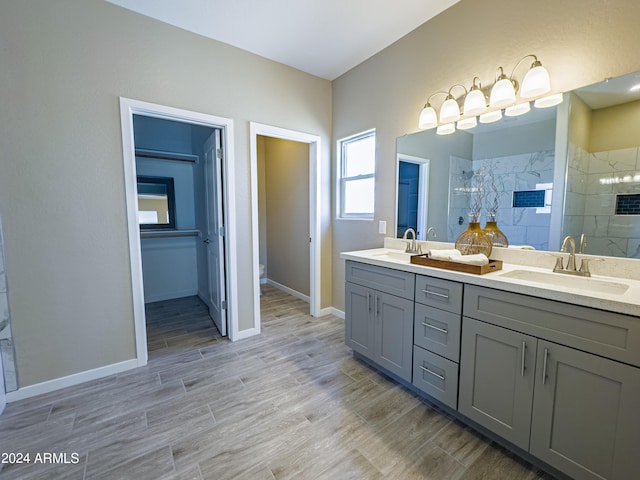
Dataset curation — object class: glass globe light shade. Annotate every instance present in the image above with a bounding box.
[505,102,531,117]
[418,105,438,130]
[490,78,516,108]
[521,63,551,98]
[534,93,563,108]
[457,116,478,130]
[463,89,487,116]
[439,97,461,124]
[436,123,456,135]
[479,109,502,124]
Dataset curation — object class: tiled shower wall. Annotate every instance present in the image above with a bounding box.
[564,143,640,258]
[0,215,17,392]
[449,150,555,250]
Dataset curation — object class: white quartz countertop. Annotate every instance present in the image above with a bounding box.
[341,247,640,317]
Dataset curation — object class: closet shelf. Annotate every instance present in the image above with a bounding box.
[140,229,200,239]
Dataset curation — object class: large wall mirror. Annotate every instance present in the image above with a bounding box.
[136,175,176,230]
[396,70,640,258]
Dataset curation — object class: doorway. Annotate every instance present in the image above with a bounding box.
[249,123,322,330]
[395,154,430,240]
[120,98,239,367]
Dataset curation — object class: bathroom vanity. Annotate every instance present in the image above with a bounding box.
[342,244,640,480]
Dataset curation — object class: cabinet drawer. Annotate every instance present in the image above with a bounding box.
[464,285,640,367]
[414,304,461,362]
[412,346,459,409]
[346,260,415,300]
[415,275,463,314]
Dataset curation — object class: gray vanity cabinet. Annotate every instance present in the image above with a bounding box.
[530,341,640,480]
[345,261,414,381]
[459,318,537,450]
[412,275,463,409]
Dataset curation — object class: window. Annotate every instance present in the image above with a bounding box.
[338,130,375,219]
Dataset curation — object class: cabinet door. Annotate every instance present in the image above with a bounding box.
[413,345,459,409]
[345,282,374,358]
[375,290,414,382]
[459,318,537,450]
[530,341,640,480]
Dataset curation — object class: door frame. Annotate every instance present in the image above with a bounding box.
[119,97,239,367]
[395,153,430,240]
[249,122,321,324]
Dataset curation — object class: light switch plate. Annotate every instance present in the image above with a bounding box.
[378,220,386,234]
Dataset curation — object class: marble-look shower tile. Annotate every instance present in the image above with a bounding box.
[582,215,610,237]
[587,236,629,258]
[627,239,640,258]
[608,147,639,171]
[608,215,640,238]
[585,193,616,215]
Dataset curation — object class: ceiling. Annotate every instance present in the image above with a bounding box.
[105,0,461,80]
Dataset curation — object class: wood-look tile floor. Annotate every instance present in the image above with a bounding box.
[0,286,556,480]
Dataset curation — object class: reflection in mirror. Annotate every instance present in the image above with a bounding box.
[396,154,429,239]
[396,70,640,258]
[136,176,176,230]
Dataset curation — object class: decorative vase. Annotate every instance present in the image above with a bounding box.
[455,213,493,257]
[483,212,509,248]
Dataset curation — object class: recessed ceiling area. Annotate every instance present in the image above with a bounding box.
[105,0,461,80]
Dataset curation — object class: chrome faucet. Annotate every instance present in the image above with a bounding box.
[553,235,599,277]
[426,226,437,241]
[402,228,422,254]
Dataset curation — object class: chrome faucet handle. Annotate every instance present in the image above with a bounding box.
[578,257,603,277]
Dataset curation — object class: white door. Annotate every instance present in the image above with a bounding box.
[204,130,227,336]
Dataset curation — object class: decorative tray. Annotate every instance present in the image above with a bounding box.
[410,254,503,275]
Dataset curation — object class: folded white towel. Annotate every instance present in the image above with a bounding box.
[449,253,489,266]
[428,249,462,261]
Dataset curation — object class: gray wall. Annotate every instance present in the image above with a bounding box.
[0,0,331,387]
[331,0,640,311]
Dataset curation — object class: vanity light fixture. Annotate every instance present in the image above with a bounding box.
[440,85,467,124]
[534,93,563,108]
[417,54,559,130]
[436,123,456,135]
[418,91,448,130]
[520,57,551,98]
[463,77,487,116]
[457,116,478,130]
[489,66,517,108]
[505,102,531,117]
[479,109,502,124]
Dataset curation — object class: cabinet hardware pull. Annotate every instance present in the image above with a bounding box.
[521,341,526,377]
[367,293,371,313]
[542,348,549,385]
[419,365,445,381]
[375,295,379,317]
[421,289,449,299]
[421,322,448,334]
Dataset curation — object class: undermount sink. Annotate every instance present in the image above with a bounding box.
[499,269,630,296]
[371,250,413,263]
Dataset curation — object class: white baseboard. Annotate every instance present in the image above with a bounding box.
[6,359,139,403]
[266,279,310,303]
[144,288,198,304]
[330,307,345,319]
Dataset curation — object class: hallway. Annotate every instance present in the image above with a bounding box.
[0,287,552,479]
